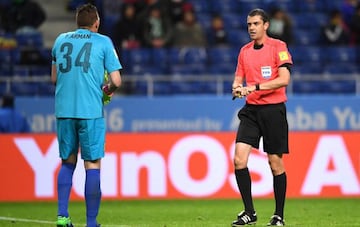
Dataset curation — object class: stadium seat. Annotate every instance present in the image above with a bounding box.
[10,82,39,96]
[323,63,358,75]
[292,80,326,94]
[0,49,13,64]
[322,80,356,94]
[169,63,206,75]
[168,47,207,65]
[238,0,263,14]
[37,82,55,96]
[207,47,238,64]
[292,63,324,75]
[265,0,296,13]
[12,66,30,77]
[130,64,165,76]
[295,0,327,12]
[325,47,357,64]
[210,0,240,13]
[291,13,327,29]
[15,32,43,47]
[151,48,169,74]
[289,46,325,64]
[222,13,245,30]
[207,63,235,75]
[128,48,152,65]
[187,0,210,14]
[293,29,321,46]
[0,65,12,77]
[226,29,250,47]
[0,82,8,96]
[196,13,212,31]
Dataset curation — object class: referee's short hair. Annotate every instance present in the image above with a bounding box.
[248,8,270,23]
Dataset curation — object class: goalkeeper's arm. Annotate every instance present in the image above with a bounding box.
[103,70,122,95]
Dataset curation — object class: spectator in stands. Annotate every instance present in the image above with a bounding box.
[267,8,293,45]
[321,9,350,45]
[172,8,207,47]
[140,2,173,48]
[0,93,30,133]
[112,3,141,50]
[1,0,46,34]
[350,3,360,44]
[340,0,359,28]
[207,13,229,47]
[166,0,189,25]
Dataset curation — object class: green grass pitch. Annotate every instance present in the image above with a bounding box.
[0,198,359,226]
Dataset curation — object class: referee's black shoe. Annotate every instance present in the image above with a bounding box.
[231,211,257,226]
[267,215,285,226]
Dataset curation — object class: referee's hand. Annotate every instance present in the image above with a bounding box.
[232,86,244,99]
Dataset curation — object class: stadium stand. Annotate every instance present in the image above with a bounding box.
[0,0,359,96]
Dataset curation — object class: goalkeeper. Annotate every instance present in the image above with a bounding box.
[51,3,122,227]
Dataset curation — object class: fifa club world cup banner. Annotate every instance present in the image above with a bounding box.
[0,132,359,201]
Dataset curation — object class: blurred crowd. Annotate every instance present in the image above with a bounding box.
[62,0,360,51]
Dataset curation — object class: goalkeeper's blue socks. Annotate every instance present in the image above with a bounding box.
[57,163,76,217]
[85,169,101,227]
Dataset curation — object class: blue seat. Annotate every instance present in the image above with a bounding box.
[325,47,357,64]
[0,82,9,95]
[295,0,327,12]
[322,80,356,94]
[12,66,30,77]
[128,48,152,65]
[207,63,235,75]
[227,29,250,47]
[196,13,212,31]
[15,32,43,47]
[293,29,320,46]
[130,64,165,76]
[265,0,297,13]
[210,0,240,13]
[289,46,325,64]
[151,48,169,73]
[292,63,324,75]
[0,49,13,64]
[187,0,210,13]
[168,47,207,65]
[37,82,55,96]
[222,13,245,30]
[0,65,12,76]
[292,80,326,94]
[238,0,263,14]
[323,63,358,75]
[291,13,327,29]
[11,82,39,96]
[207,47,238,64]
[169,63,206,75]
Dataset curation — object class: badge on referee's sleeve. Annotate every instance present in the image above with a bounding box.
[279,51,289,61]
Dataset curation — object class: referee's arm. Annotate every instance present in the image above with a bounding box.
[248,64,291,92]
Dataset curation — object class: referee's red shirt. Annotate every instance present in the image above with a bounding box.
[235,37,293,105]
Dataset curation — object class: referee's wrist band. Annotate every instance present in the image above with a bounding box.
[255,83,260,91]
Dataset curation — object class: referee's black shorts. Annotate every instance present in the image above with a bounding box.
[236,102,289,154]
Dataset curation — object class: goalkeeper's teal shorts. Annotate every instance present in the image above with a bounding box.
[56,117,105,161]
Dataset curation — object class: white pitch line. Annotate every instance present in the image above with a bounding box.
[0,216,131,227]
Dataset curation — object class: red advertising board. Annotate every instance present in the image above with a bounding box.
[0,132,359,201]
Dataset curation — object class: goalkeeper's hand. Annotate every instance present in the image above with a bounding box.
[102,71,112,105]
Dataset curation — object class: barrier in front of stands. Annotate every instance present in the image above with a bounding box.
[0,131,359,201]
[16,95,360,133]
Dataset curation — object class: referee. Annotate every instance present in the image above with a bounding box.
[231,9,292,227]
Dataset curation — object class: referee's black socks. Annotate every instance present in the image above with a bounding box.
[274,172,287,218]
[235,168,255,214]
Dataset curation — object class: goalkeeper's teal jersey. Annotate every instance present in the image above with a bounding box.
[52,28,122,118]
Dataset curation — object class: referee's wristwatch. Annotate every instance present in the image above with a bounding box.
[255,83,260,91]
